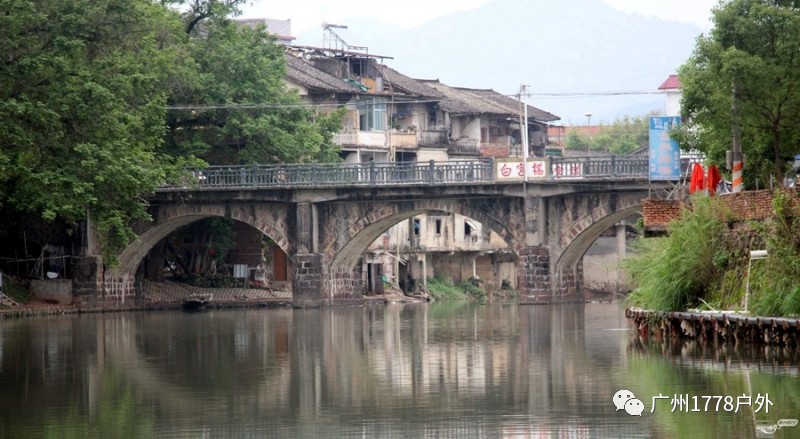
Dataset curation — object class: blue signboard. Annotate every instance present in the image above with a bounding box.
[649,116,681,181]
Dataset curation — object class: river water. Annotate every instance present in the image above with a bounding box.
[0,303,797,438]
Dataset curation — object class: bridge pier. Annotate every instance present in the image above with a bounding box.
[292,254,364,307]
[71,255,104,306]
[517,246,583,304]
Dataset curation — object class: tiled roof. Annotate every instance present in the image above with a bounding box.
[419,80,559,123]
[468,88,560,122]
[420,80,511,114]
[379,65,443,98]
[658,74,682,90]
[284,54,363,93]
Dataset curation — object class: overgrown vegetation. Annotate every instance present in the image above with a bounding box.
[748,191,800,316]
[0,276,32,305]
[624,197,746,311]
[426,276,487,303]
[624,192,800,316]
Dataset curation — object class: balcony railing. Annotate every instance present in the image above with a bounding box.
[448,138,480,155]
[332,130,388,148]
[389,132,418,149]
[419,130,449,146]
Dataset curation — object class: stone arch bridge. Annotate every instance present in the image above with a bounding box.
[72,158,670,306]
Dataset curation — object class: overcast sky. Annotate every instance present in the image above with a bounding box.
[241,0,719,35]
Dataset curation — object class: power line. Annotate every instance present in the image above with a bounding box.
[167,89,665,111]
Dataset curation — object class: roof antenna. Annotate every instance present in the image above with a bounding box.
[322,22,368,54]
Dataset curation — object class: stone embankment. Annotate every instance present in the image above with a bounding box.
[627,308,800,347]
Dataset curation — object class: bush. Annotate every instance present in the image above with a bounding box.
[624,197,738,311]
[748,191,800,316]
[426,276,487,303]
[1,276,32,305]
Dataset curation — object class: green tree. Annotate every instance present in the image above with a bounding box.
[565,114,651,154]
[0,0,343,262]
[679,0,800,186]
[0,0,186,258]
[166,8,343,165]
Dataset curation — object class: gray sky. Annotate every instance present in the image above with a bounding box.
[242,0,719,34]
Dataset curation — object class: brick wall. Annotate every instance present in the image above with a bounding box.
[643,189,800,230]
[642,199,685,229]
[480,144,510,158]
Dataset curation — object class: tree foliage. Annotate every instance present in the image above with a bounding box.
[0,0,342,261]
[678,0,800,186]
[167,19,344,164]
[565,114,651,154]
[0,0,186,256]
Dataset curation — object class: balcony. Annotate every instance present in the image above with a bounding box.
[332,129,389,148]
[389,131,418,149]
[419,130,449,147]
[332,129,358,145]
[448,138,480,156]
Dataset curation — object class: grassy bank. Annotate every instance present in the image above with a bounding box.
[426,276,519,303]
[624,192,800,316]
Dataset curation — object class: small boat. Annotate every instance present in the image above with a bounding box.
[182,293,213,311]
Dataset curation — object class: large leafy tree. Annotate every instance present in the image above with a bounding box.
[0,0,186,256]
[1,0,343,263]
[679,0,800,186]
[166,11,343,165]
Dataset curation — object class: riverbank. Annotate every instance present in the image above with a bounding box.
[627,308,800,347]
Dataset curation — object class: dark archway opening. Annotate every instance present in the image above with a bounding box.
[139,218,290,291]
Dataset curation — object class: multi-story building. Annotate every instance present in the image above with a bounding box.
[281,44,561,294]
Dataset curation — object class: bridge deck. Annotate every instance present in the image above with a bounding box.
[158,156,656,191]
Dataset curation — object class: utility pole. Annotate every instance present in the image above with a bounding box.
[731,79,744,193]
[518,85,529,181]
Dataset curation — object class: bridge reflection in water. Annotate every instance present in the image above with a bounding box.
[1,303,795,438]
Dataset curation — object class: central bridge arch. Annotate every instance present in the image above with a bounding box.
[324,197,526,273]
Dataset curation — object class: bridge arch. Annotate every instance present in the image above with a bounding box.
[554,204,641,274]
[114,204,291,277]
[326,198,525,273]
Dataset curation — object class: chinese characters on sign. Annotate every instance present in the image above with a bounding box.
[648,116,681,181]
[496,160,547,181]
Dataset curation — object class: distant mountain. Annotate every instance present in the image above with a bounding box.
[295,0,705,124]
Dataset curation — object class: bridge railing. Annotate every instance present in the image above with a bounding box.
[164,160,495,190]
[549,155,649,179]
[160,155,651,191]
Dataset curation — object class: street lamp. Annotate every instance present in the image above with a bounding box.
[744,249,768,313]
[585,112,592,128]
[585,112,592,153]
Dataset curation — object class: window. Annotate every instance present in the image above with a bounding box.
[464,219,478,237]
[358,98,386,131]
[413,218,421,236]
[435,219,442,236]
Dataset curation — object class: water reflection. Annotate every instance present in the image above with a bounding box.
[0,304,796,438]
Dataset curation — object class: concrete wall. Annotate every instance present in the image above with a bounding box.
[30,279,72,305]
[417,148,448,163]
